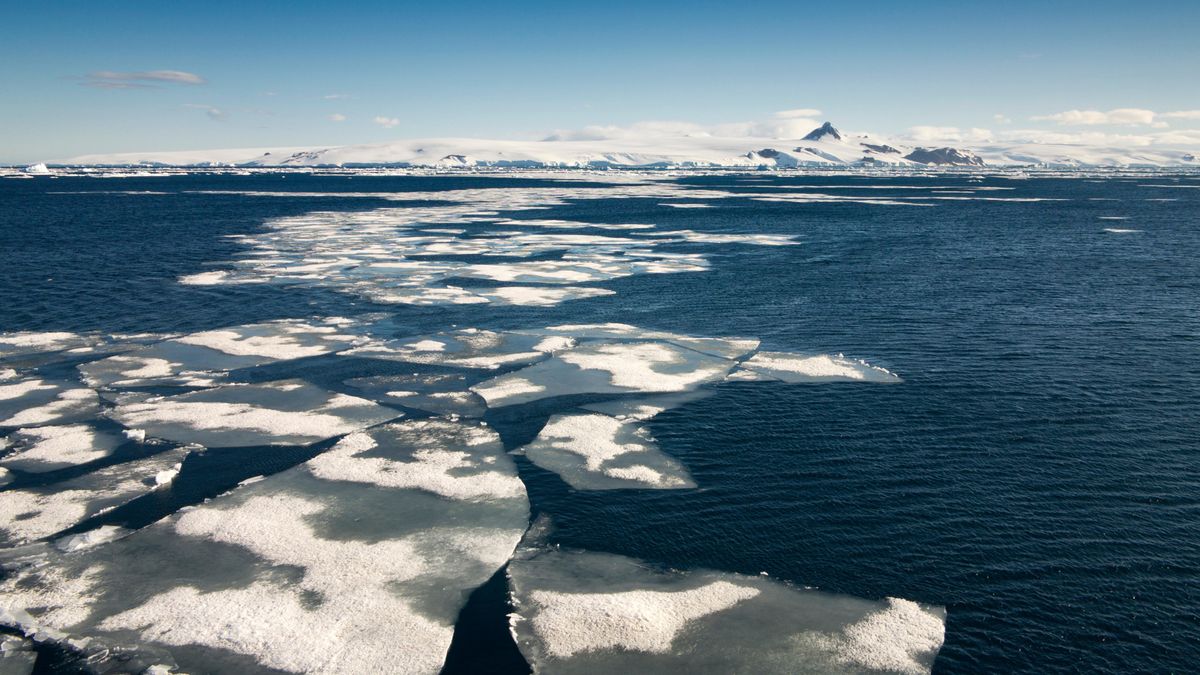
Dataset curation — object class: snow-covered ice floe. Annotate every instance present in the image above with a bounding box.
[0,634,37,675]
[0,423,123,472]
[508,538,945,674]
[108,379,398,447]
[516,413,695,490]
[0,446,189,547]
[0,378,101,428]
[79,320,362,388]
[346,328,574,370]
[345,372,489,418]
[0,418,528,674]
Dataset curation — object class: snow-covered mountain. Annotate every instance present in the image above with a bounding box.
[50,123,1200,169]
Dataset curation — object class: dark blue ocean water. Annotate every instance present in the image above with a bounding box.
[2,173,1198,673]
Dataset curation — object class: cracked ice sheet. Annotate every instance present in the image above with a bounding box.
[517,413,694,490]
[0,378,101,428]
[346,372,488,418]
[108,380,398,447]
[79,320,362,389]
[0,446,190,547]
[515,323,760,360]
[1,423,123,472]
[0,419,528,675]
[472,341,736,407]
[508,544,945,675]
[347,329,575,370]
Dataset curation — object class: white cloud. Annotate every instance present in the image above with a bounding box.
[329,113,347,122]
[373,116,400,129]
[324,93,350,100]
[904,126,993,144]
[82,70,206,88]
[1032,108,1158,126]
[773,108,822,119]
[183,104,226,121]
[993,114,1012,124]
[1162,110,1200,120]
[544,112,827,141]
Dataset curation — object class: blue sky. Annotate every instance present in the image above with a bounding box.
[2,0,1198,162]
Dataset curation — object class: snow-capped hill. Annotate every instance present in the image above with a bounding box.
[903,147,985,166]
[802,122,843,142]
[49,120,1200,169]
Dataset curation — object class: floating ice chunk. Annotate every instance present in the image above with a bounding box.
[1,424,528,674]
[0,446,190,546]
[346,372,489,417]
[0,332,88,359]
[0,424,122,472]
[518,413,694,490]
[518,324,759,360]
[659,202,713,208]
[308,420,525,501]
[640,230,801,246]
[0,467,10,487]
[0,380,100,428]
[109,380,397,447]
[1103,228,1141,234]
[80,321,359,388]
[348,329,572,370]
[55,525,132,553]
[739,351,901,383]
[178,270,266,285]
[508,544,945,674]
[473,341,735,407]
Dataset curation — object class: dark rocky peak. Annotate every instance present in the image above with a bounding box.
[802,122,842,142]
[861,142,900,154]
[903,147,985,166]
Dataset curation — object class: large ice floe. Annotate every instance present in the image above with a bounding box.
[0,446,189,547]
[109,379,397,447]
[0,418,528,674]
[0,423,123,472]
[79,320,362,388]
[508,531,945,674]
[0,378,101,428]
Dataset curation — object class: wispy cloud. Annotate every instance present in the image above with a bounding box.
[81,70,206,89]
[329,113,347,122]
[773,108,822,119]
[324,93,350,100]
[1162,110,1200,120]
[1032,108,1161,127]
[904,126,993,144]
[544,109,826,141]
[993,114,1012,124]
[183,103,227,121]
[373,116,400,128]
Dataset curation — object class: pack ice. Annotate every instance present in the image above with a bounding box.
[0,419,529,674]
[508,537,945,675]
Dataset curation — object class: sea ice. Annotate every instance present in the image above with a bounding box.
[108,380,398,447]
[737,351,901,383]
[0,446,190,547]
[0,379,101,428]
[0,423,122,472]
[80,320,361,388]
[472,341,736,407]
[508,542,945,674]
[517,413,695,490]
[345,372,489,417]
[0,417,528,674]
[347,329,573,370]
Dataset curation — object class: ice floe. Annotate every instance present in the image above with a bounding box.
[0,379,101,428]
[0,446,190,547]
[517,413,694,490]
[0,423,122,472]
[80,320,361,388]
[473,341,737,407]
[0,634,37,675]
[108,380,397,447]
[348,328,573,370]
[1,416,528,674]
[737,351,901,383]
[345,372,489,418]
[508,542,945,674]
